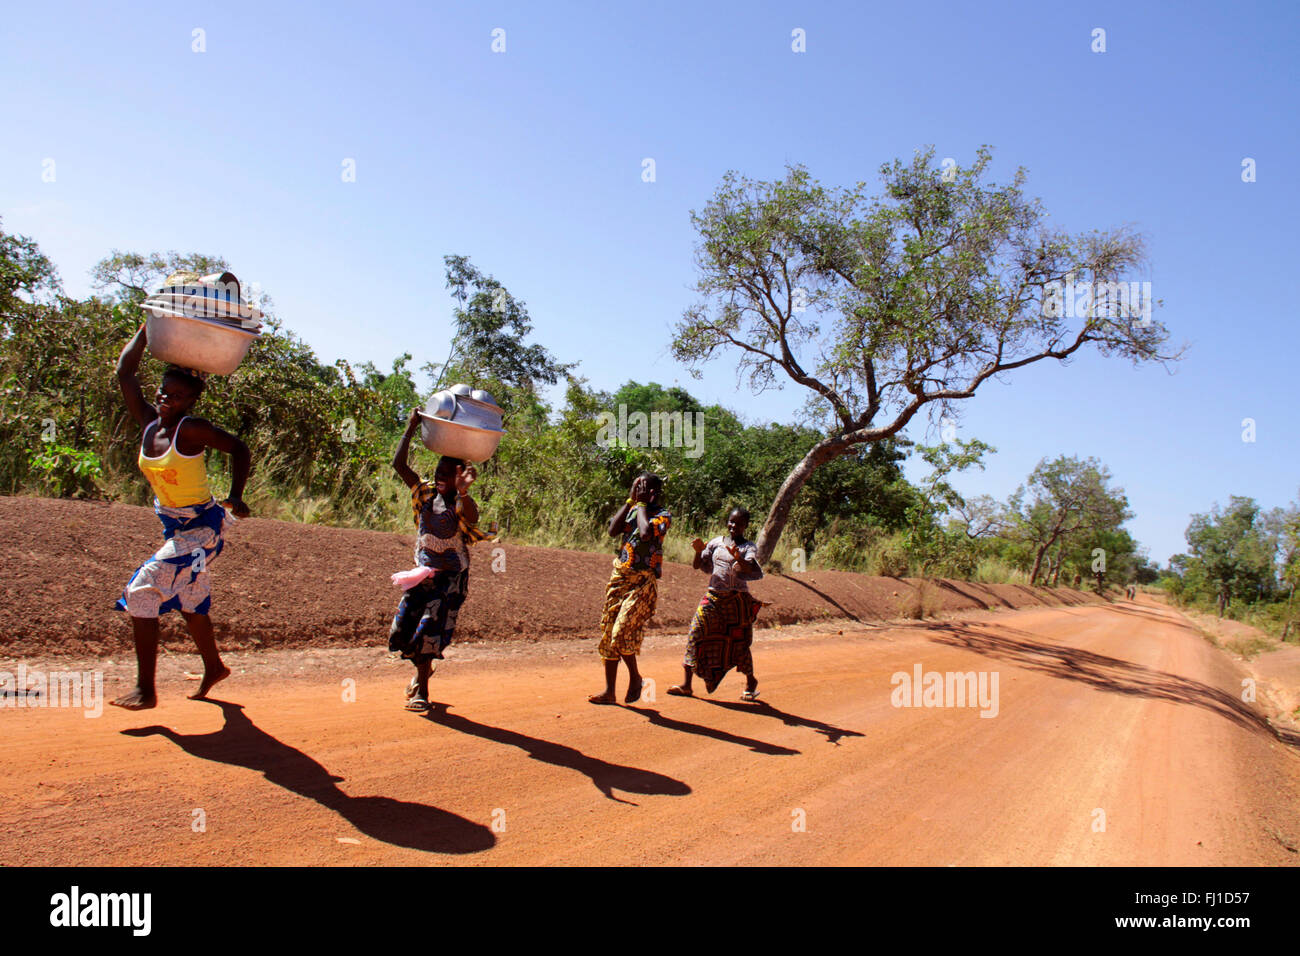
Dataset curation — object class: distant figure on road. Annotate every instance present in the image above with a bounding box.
[670,506,765,701]
[111,323,251,710]
[389,409,489,712]
[589,473,670,705]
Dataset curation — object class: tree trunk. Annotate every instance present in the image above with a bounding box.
[755,435,850,564]
[1030,543,1049,586]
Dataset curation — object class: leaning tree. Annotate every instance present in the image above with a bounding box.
[672,146,1181,563]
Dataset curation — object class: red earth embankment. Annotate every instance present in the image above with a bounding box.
[0,495,1104,658]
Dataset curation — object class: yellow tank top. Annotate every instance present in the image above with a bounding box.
[138,417,212,508]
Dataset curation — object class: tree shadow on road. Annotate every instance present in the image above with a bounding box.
[122,698,496,854]
[920,622,1300,749]
[623,705,800,756]
[697,698,864,745]
[934,579,1008,610]
[773,573,864,623]
[421,700,691,806]
[1100,602,1207,628]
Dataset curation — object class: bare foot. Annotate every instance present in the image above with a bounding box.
[624,678,644,704]
[588,691,618,705]
[187,665,231,700]
[111,686,157,710]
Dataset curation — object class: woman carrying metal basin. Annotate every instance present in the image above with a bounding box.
[387,387,500,712]
[110,322,252,710]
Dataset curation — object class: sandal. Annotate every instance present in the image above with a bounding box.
[667,685,693,697]
[405,695,429,712]
[740,689,760,702]
[587,692,618,705]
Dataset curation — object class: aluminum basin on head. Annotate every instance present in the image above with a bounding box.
[144,307,260,375]
[418,414,504,463]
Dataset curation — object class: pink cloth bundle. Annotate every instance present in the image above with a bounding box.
[391,566,436,590]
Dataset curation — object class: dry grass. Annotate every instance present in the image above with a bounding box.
[1223,634,1278,660]
[1181,607,1281,661]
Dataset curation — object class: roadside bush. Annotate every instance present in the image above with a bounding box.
[899,580,944,620]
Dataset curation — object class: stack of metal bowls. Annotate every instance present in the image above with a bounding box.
[419,384,504,462]
[141,271,263,375]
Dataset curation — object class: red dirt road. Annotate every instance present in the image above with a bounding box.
[4,599,1298,866]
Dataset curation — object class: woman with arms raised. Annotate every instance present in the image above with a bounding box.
[112,323,251,710]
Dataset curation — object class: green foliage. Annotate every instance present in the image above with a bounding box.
[1162,491,1298,640]
[473,376,623,547]
[0,224,1170,595]
[903,438,993,574]
[0,217,60,311]
[875,539,913,578]
[1176,496,1284,612]
[26,442,102,497]
[92,250,236,306]
[672,148,1179,560]
[0,296,135,494]
[434,255,570,395]
[1007,455,1131,587]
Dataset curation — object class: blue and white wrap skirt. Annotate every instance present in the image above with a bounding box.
[115,498,227,618]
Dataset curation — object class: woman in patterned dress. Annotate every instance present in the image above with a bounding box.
[669,506,764,701]
[588,473,670,705]
[389,409,482,712]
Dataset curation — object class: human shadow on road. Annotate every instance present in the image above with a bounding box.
[921,622,1300,749]
[623,705,800,756]
[122,699,496,854]
[421,700,691,806]
[698,698,864,745]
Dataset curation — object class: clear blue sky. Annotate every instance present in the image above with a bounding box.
[3,0,1296,564]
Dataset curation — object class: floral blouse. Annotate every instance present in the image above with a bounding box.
[615,505,671,578]
[411,480,469,573]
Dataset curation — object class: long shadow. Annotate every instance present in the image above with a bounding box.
[918,622,1300,749]
[1103,602,1202,628]
[1035,587,1100,608]
[775,573,863,623]
[122,699,495,854]
[624,705,800,756]
[934,579,1001,611]
[998,582,1097,608]
[698,698,864,745]
[1007,584,1059,606]
[421,701,690,806]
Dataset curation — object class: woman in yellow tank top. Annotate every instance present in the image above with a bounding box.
[138,415,214,508]
[112,322,252,711]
